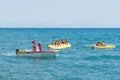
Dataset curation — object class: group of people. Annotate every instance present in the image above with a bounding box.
[96,41,105,46]
[52,39,69,46]
[32,40,42,51]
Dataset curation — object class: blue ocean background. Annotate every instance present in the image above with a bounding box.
[0,28,120,80]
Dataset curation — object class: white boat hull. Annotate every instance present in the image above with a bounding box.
[16,49,59,58]
[16,52,59,57]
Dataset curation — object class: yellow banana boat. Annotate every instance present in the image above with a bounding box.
[90,44,116,49]
[48,43,71,49]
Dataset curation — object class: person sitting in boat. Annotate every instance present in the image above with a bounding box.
[96,42,100,46]
[61,40,64,44]
[65,39,68,44]
[52,41,55,45]
[38,42,42,51]
[55,40,59,46]
[62,39,66,44]
[32,40,37,51]
[54,40,57,46]
[100,41,105,46]
[58,40,61,45]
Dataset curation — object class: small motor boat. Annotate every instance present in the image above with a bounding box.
[16,49,59,57]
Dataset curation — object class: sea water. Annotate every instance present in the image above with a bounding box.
[0,28,120,80]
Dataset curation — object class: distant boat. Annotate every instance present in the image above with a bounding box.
[90,44,116,49]
[16,49,59,57]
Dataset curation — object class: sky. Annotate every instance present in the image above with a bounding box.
[0,0,120,28]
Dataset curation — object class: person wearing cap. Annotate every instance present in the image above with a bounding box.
[38,42,42,51]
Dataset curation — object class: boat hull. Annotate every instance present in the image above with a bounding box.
[16,49,59,57]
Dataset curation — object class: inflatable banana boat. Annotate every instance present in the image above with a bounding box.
[48,43,71,49]
[16,49,59,57]
[90,44,116,49]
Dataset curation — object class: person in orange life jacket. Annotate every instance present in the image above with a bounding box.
[96,42,100,46]
[38,42,42,51]
[100,41,105,46]
[32,40,37,51]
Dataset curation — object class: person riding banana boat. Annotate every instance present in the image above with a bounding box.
[96,41,105,46]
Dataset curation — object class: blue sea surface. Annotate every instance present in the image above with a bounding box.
[0,28,120,80]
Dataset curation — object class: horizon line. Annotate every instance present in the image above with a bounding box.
[0,27,120,28]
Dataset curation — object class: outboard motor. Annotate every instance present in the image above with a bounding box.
[16,49,19,54]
